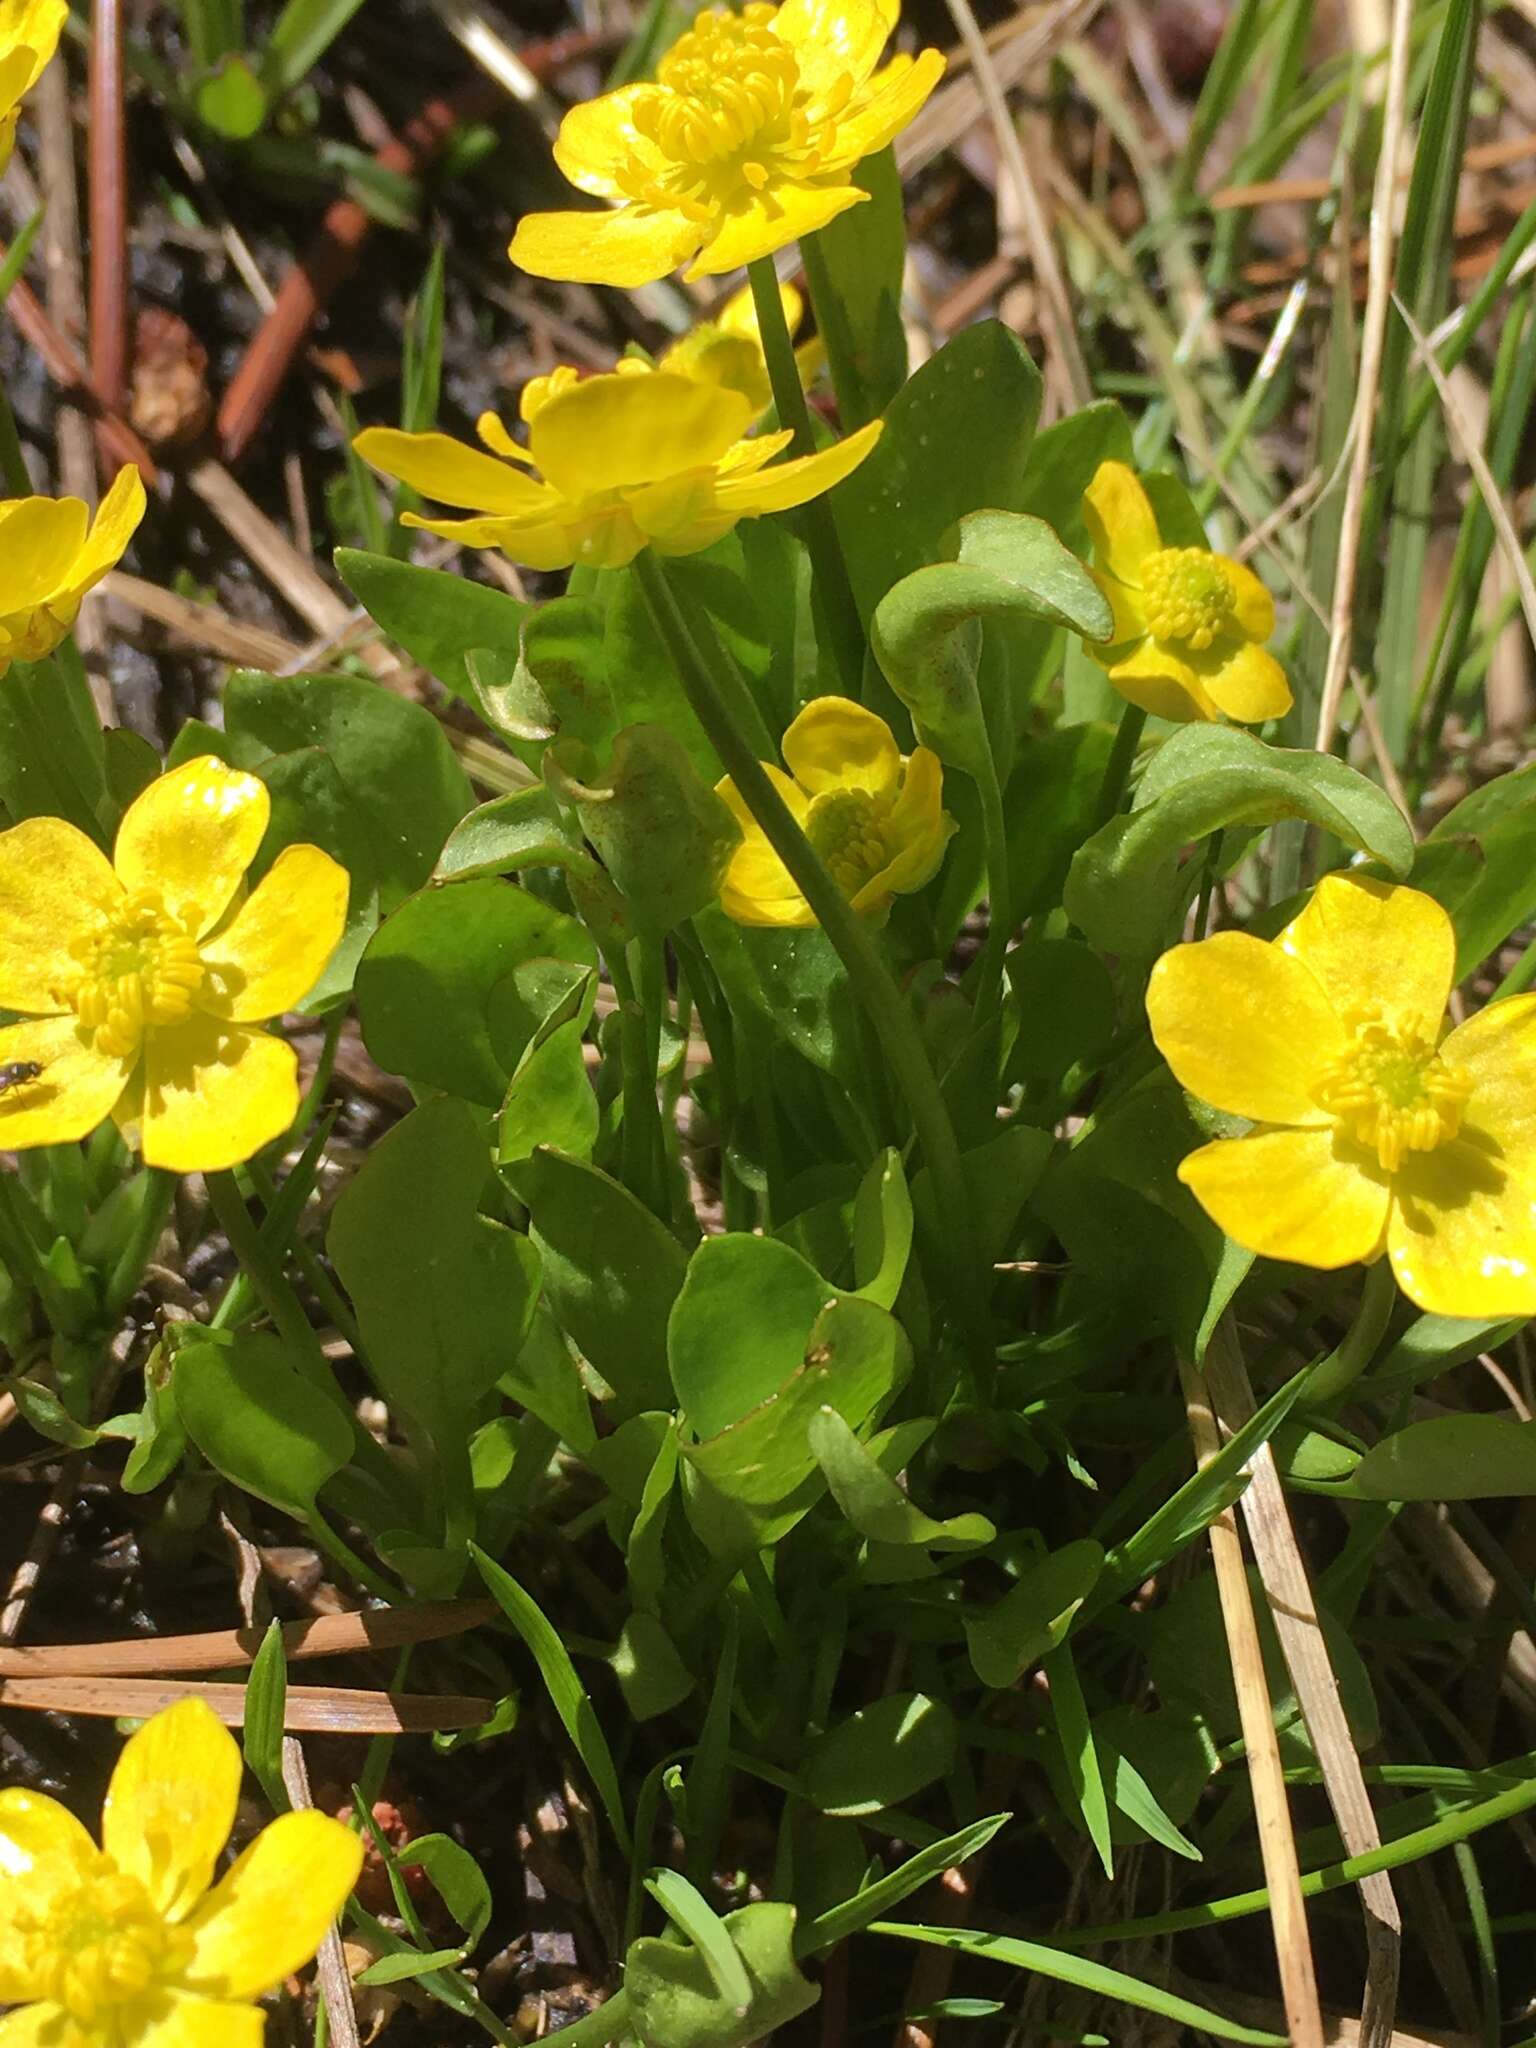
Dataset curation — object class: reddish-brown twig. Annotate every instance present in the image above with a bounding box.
[218,31,607,465]
[4,269,156,478]
[89,0,130,416]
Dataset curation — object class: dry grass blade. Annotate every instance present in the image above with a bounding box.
[0,1597,497,1675]
[0,1675,495,1730]
[941,0,1091,412]
[283,1735,363,2048]
[1315,0,1416,752]
[101,570,304,670]
[897,0,1103,178]
[1180,1348,1325,2048]
[1203,1323,1402,2048]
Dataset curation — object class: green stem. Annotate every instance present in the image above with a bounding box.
[1191,830,1225,942]
[305,1503,404,1604]
[1090,701,1146,833]
[800,229,871,429]
[746,256,867,693]
[972,744,1013,1029]
[205,1170,330,1372]
[634,548,988,1369]
[103,1168,176,1320]
[1301,1258,1397,1405]
[609,945,667,1221]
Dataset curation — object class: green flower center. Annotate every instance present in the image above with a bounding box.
[1139,547,1235,651]
[805,785,895,899]
[620,5,845,219]
[16,1865,190,2025]
[65,887,206,1059]
[1313,1012,1471,1174]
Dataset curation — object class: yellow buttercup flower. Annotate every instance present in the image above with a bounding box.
[0,756,347,1172]
[0,1697,363,2048]
[0,0,66,172]
[1082,460,1291,725]
[717,695,952,926]
[508,0,944,285]
[354,364,878,573]
[1147,874,1536,1317]
[660,279,816,414]
[0,465,146,675]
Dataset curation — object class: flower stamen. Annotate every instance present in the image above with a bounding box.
[1138,546,1236,652]
[805,785,894,897]
[63,887,207,1059]
[1313,1010,1471,1174]
[15,1864,191,2026]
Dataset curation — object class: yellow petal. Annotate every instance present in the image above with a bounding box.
[4,0,67,77]
[64,463,147,599]
[1279,875,1453,1034]
[624,469,718,544]
[101,1698,239,1922]
[398,508,578,566]
[849,751,953,911]
[1083,461,1159,586]
[773,0,896,89]
[128,1991,266,2048]
[712,417,881,515]
[352,427,553,515]
[0,1790,97,2002]
[1389,1137,1536,1316]
[1178,1128,1391,1268]
[198,844,348,1023]
[1198,638,1292,723]
[716,428,795,477]
[1102,639,1216,722]
[819,48,947,172]
[552,83,665,197]
[717,760,809,833]
[0,493,90,608]
[0,1014,130,1151]
[183,1810,364,2000]
[688,181,867,277]
[782,694,900,797]
[0,814,121,1011]
[1443,993,1536,1177]
[1218,554,1275,641]
[0,2004,76,2046]
[1088,565,1146,647]
[141,1017,299,1173]
[1147,931,1343,1125]
[474,413,535,464]
[531,370,752,501]
[113,758,269,938]
[509,204,703,287]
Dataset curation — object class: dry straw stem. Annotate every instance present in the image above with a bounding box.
[282,1736,363,2048]
[0,1598,497,1675]
[1315,0,1416,754]
[1179,1345,1325,2048]
[897,0,1102,178]
[1202,1322,1402,2048]
[941,0,1092,413]
[0,1674,495,1730]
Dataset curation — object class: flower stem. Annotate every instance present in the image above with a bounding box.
[103,1167,176,1320]
[746,255,867,693]
[1090,700,1147,834]
[634,548,990,1369]
[609,943,667,1222]
[801,230,872,430]
[973,742,1014,1028]
[1301,1258,1397,1405]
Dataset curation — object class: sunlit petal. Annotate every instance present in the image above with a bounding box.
[0,1791,97,2002]
[0,815,121,1011]
[125,1991,265,2048]
[529,371,751,499]
[1279,872,1454,1033]
[1389,1136,1536,1316]
[183,1811,364,2000]
[1148,932,1342,1126]
[773,0,896,90]
[783,694,901,797]
[113,758,269,938]
[1178,1128,1391,1268]
[397,509,576,565]
[0,494,89,608]
[819,48,946,171]
[689,181,867,277]
[1443,994,1536,1180]
[198,845,348,1023]
[712,418,881,514]
[473,413,536,464]
[1198,639,1292,722]
[0,1015,129,1152]
[0,2003,75,2045]
[1083,460,1160,586]
[63,464,147,598]
[141,1018,299,1173]
[553,83,668,196]
[510,204,703,287]
[1101,639,1216,721]
[1218,555,1276,641]
[101,1698,239,1923]
[351,428,554,515]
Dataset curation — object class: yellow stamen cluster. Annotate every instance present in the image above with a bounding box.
[1313,1011,1471,1174]
[14,1864,190,2026]
[66,887,206,1059]
[806,785,894,895]
[1139,546,1236,651]
[621,3,843,217]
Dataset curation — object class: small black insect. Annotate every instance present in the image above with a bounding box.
[0,1061,43,1094]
